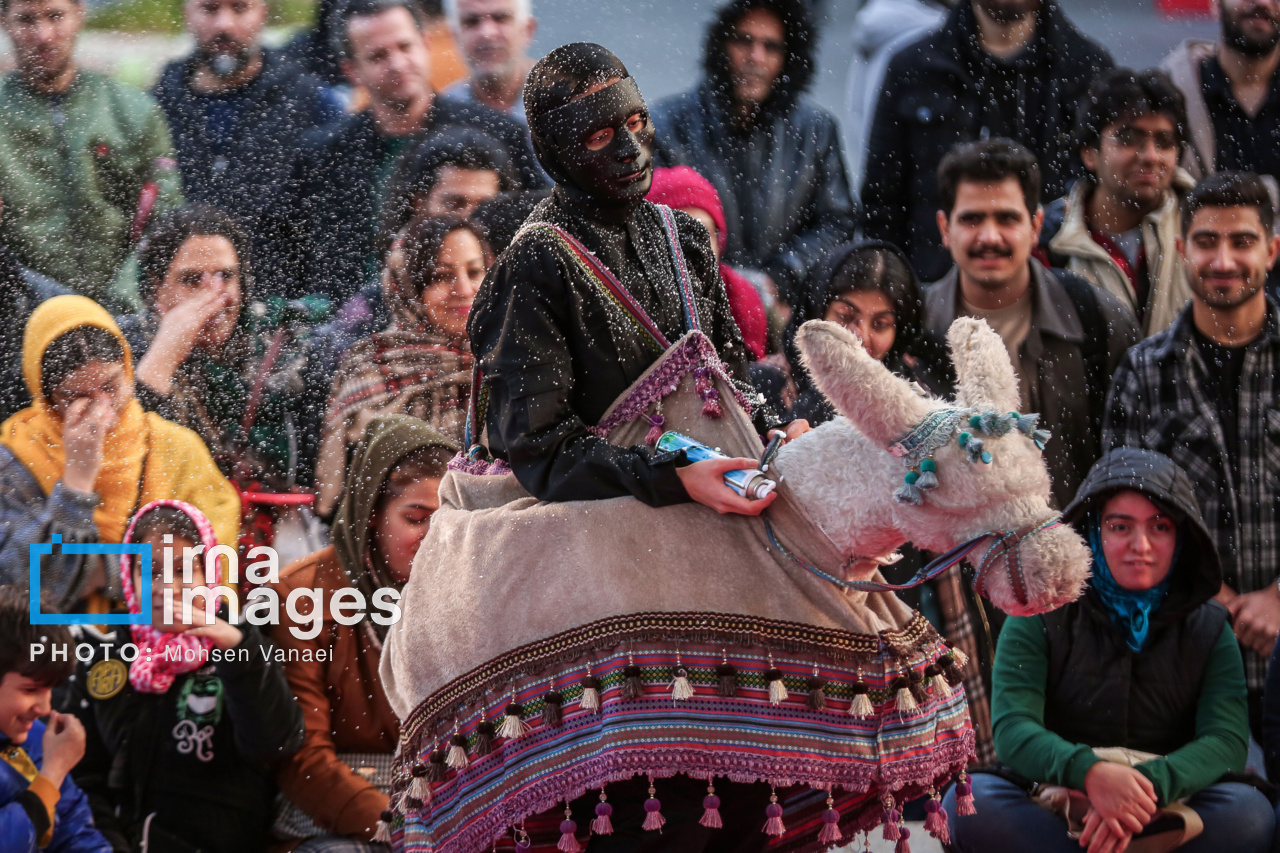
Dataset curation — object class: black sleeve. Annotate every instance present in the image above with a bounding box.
[64,665,132,852]
[474,241,691,506]
[1265,637,1280,781]
[213,625,306,767]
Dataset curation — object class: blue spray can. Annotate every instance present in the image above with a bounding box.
[655,431,777,500]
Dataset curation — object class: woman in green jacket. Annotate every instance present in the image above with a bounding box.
[944,447,1272,853]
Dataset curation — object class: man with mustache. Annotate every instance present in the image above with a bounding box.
[0,0,183,308]
[1039,68,1195,338]
[863,0,1113,282]
[152,0,339,251]
[652,0,856,308]
[1105,170,1280,725]
[1163,0,1280,185]
[921,138,1137,511]
[440,0,536,124]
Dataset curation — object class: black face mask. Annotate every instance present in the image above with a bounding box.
[531,77,654,205]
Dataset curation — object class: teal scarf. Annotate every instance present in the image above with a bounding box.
[1087,515,1173,653]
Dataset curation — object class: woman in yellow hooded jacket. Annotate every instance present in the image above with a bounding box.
[0,294,240,613]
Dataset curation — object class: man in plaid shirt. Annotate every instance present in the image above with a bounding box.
[1103,170,1280,709]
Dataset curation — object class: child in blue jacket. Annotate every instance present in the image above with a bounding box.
[0,587,110,852]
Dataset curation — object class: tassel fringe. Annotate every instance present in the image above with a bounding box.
[622,665,644,700]
[558,817,581,853]
[716,663,737,697]
[895,824,912,853]
[956,772,976,816]
[807,676,827,711]
[592,795,614,835]
[498,704,529,739]
[474,721,495,756]
[765,669,788,705]
[700,790,722,828]
[373,810,394,844]
[671,668,695,701]
[446,734,469,770]
[581,675,601,712]
[542,691,564,727]
[818,797,841,845]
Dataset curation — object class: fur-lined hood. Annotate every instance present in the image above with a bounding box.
[700,0,816,126]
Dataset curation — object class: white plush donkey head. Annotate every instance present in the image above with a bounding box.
[790,318,1089,616]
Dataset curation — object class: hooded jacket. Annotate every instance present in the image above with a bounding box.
[152,50,339,241]
[67,499,304,853]
[861,0,1113,281]
[1040,170,1195,337]
[0,295,240,611]
[651,0,857,303]
[270,416,457,847]
[0,718,110,853]
[992,448,1247,805]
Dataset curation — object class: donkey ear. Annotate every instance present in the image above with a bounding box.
[948,317,1020,413]
[796,320,932,447]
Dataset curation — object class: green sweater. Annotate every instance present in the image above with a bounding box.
[0,71,183,306]
[991,614,1247,804]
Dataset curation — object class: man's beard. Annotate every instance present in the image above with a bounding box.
[199,42,254,78]
[1222,4,1280,58]
[1193,271,1265,308]
[974,0,1039,25]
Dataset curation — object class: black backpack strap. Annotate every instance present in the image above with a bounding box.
[1056,271,1109,440]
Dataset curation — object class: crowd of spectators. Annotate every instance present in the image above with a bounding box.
[5,0,1280,849]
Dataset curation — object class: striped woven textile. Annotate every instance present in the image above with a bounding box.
[390,612,974,853]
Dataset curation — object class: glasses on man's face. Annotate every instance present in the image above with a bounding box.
[726,31,786,56]
[1109,127,1179,152]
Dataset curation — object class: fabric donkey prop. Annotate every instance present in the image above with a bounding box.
[379,317,1089,853]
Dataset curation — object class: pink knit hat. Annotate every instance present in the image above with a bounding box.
[647,165,728,254]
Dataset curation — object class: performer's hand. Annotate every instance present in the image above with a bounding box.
[678,457,776,516]
[781,420,811,442]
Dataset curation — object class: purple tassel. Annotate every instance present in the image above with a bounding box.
[645,413,665,445]
[642,784,665,832]
[592,797,614,835]
[817,797,841,844]
[700,793,722,828]
[894,824,911,853]
[763,800,786,837]
[881,807,900,841]
[694,367,723,418]
[558,818,582,853]
[924,798,950,844]
[515,833,531,852]
[956,772,976,816]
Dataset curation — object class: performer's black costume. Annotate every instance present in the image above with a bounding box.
[468,43,779,506]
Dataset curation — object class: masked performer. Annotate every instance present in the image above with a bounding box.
[469,43,803,516]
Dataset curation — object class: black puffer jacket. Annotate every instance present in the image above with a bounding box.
[861,0,1112,281]
[1036,449,1227,756]
[153,50,338,242]
[652,0,857,305]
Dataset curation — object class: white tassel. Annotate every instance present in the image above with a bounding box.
[581,686,600,712]
[446,738,469,770]
[930,673,952,696]
[896,683,918,715]
[950,646,968,669]
[498,705,529,739]
[373,811,394,843]
[672,668,695,701]
[849,691,875,718]
[768,676,788,705]
[408,774,430,801]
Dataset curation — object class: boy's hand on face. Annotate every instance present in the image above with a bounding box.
[39,711,86,789]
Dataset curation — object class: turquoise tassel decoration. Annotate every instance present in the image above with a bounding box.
[916,459,939,490]
[895,470,923,504]
[1032,429,1051,450]
[958,431,972,448]
[1014,412,1040,435]
[978,411,1014,436]
[963,435,988,464]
